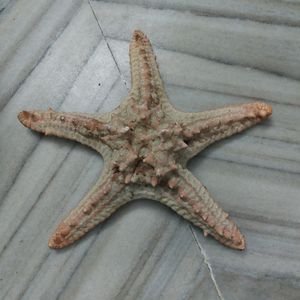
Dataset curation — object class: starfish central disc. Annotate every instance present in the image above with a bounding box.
[106,103,187,187]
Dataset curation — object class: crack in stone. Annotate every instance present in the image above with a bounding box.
[190,225,225,300]
[88,0,129,90]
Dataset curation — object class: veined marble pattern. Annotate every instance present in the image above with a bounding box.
[0,0,299,299]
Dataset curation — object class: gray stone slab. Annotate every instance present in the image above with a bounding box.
[189,144,300,299]
[0,0,84,109]
[91,1,300,80]
[95,0,300,27]
[193,214,300,300]
[107,39,300,106]
[1,0,300,299]
[58,210,219,300]
[0,1,102,202]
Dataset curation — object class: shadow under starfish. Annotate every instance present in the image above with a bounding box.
[18,30,272,250]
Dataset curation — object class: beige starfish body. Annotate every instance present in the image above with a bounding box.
[18,30,272,250]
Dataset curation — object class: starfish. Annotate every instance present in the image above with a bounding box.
[18,30,272,250]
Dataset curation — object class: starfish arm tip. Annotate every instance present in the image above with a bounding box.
[132,29,148,41]
[205,224,246,251]
[18,111,33,128]
[48,239,60,249]
[219,222,246,250]
[230,232,246,251]
[247,102,272,119]
[48,222,74,249]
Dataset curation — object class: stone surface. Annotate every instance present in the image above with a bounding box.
[0,0,299,299]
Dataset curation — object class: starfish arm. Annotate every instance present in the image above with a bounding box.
[129,30,169,108]
[48,172,132,248]
[179,102,272,160]
[18,109,114,153]
[159,166,245,250]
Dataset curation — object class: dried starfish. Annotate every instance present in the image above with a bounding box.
[18,30,272,250]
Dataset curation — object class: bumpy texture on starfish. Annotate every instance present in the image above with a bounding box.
[18,30,272,250]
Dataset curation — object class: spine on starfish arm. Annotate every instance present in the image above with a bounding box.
[181,101,272,159]
[160,167,245,250]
